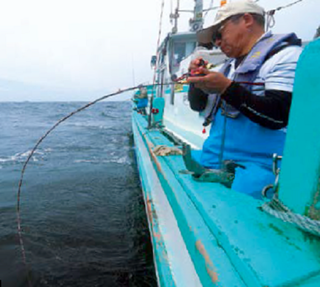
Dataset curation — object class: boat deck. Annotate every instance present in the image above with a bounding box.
[132,112,320,287]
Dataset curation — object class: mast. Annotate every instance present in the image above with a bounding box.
[170,0,204,34]
[189,0,203,32]
[170,0,180,34]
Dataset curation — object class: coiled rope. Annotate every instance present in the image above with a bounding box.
[261,196,320,237]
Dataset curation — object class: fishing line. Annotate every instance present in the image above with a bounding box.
[16,82,173,287]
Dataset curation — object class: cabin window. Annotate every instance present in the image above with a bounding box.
[173,42,186,66]
[154,47,167,98]
[171,41,196,71]
[186,42,196,58]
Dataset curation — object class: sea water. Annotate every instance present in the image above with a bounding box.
[0,102,156,287]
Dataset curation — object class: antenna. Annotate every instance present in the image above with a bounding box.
[189,0,203,32]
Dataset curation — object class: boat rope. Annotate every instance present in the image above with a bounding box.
[269,0,304,12]
[16,82,173,287]
[261,196,320,237]
[260,153,320,237]
[179,0,304,32]
[266,0,304,30]
[153,145,183,156]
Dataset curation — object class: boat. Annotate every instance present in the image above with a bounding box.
[132,1,320,286]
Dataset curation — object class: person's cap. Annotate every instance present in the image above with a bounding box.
[197,0,265,44]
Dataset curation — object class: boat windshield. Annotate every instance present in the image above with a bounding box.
[171,41,196,72]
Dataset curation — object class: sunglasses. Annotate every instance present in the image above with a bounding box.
[212,24,225,43]
[211,14,244,44]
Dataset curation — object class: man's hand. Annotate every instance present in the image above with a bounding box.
[187,67,232,94]
[188,58,207,71]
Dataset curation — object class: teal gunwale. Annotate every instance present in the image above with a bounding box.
[132,112,245,287]
[132,110,320,287]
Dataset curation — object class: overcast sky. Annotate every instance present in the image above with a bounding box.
[0,0,318,101]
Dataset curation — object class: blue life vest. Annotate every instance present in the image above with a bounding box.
[136,98,148,109]
[200,32,301,169]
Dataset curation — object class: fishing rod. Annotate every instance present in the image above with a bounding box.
[16,82,174,287]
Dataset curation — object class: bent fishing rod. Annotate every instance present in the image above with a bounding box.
[17,75,264,286]
[16,82,174,287]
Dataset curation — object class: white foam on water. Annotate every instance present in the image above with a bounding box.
[74,156,129,165]
[0,149,50,163]
[74,159,98,163]
[111,156,129,164]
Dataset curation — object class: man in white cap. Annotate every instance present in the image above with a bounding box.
[187,0,302,198]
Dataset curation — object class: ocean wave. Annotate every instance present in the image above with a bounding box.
[111,156,129,164]
[64,122,108,129]
[100,112,119,119]
[74,159,99,163]
[0,149,51,164]
[74,156,130,165]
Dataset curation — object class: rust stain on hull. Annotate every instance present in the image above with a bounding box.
[146,195,154,226]
[139,128,176,282]
[146,195,160,238]
[146,195,170,264]
[196,240,219,283]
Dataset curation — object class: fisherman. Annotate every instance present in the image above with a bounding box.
[133,86,149,115]
[187,0,302,198]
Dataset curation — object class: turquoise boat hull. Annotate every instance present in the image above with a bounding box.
[132,40,320,286]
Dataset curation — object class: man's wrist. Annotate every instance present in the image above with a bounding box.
[220,79,233,94]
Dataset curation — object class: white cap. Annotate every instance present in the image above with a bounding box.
[197,0,265,44]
